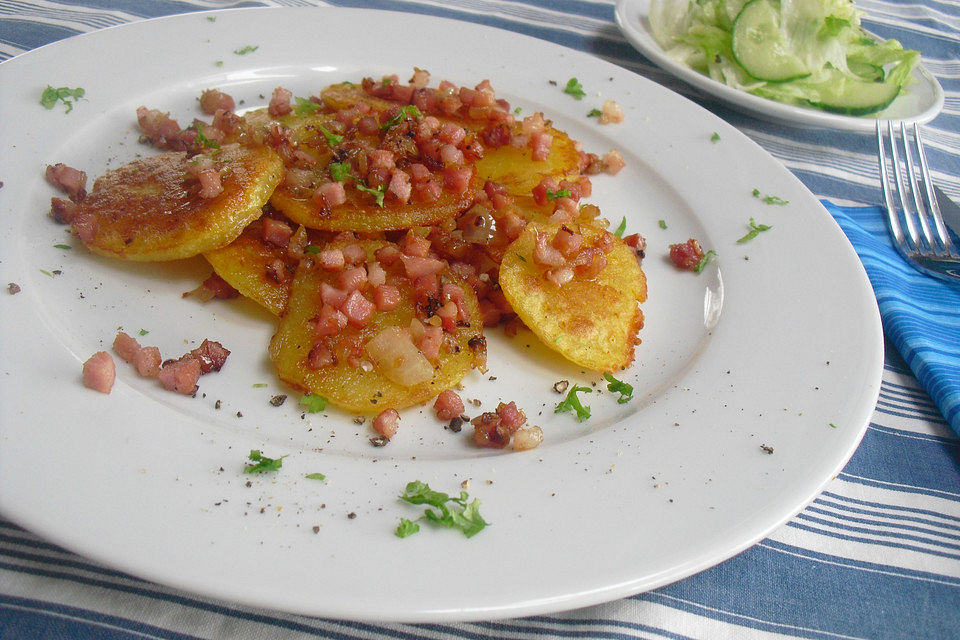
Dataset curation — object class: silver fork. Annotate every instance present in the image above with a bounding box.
[877,121,960,282]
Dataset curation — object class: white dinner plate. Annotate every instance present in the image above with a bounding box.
[615,0,945,132]
[0,7,883,622]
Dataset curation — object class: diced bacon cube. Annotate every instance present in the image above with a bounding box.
[400,232,431,257]
[373,285,401,311]
[338,266,368,292]
[413,179,442,203]
[407,163,431,183]
[262,217,294,248]
[434,389,465,421]
[372,408,400,439]
[533,231,565,267]
[440,144,464,166]
[341,290,375,327]
[417,325,443,361]
[600,99,624,124]
[375,244,402,266]
[602,149,626,175]
[313,303,348,337]
[320,282,349,308]
[268,87,293,117]
[414,274,439,300]
[439,123,467,146]
[317,248,345,271]
[82,351,115,394]
[196,169,223,199]
[341,243,367,265]
[313,181,347,208]
[50,197,79,224]
[366,261,387,287]
[200,89,235,115]
[530,131,553,162]
[401,254,445,279]
[443,166,472,194]
[187,339,230,374]
[552,228,583,259]
[158,358,201,395]
[134,346,162,378]
[521,112,547,136]
[113,331,141,363]
[307,341,336,369]
[496,401,526,429]
[388,170,412,205]
[368,149,396,170]
[45,164,87,202]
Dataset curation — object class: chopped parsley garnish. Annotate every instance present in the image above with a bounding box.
[194,123,220,149]
[563,77,586,100]
[39,269,54,278]
[305,472,326,481]
[613,217,627,238]
[736,217,772,243]
[206,16,216,22]
[233,45,259,55]
[304,245,321,254]
[380,105,422,131]
[693,249,717,274]
[829,423,838,429]
[252,383,268,388]
[300,393,328,413]
[555,384,592,422]
[604,373,634,403]
[587,108,603,118]
[752,188,789,205]
[40,86,85,113]
[243,449,286,474]
[513,106,523,116]
[328,161,353,182]
[710,132,721,142]
[138,329,149,336]
[215,61,224,67]
[515,252,526,262]
[293,96,322,115]
[356,182,386,207]
[396,480,489,538]
[658,219,667,229]
[53,244,72,250]
[316,124,343,148]
[545,188,572,201]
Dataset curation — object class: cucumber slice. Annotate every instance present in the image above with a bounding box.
[806,70,901,115]
[732,0,811,82]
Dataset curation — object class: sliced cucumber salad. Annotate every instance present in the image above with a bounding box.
[648,0,920,115]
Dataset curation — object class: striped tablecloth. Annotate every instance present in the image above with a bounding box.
[1,1,958,638]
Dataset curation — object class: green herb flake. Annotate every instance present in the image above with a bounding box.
[252,383,268,388]
[317,124,343,148]
[138,329,149,336]
[305,472,326,481]
[555,385,593,422]
[304,245,321,255]
[513,107,522,116]
[587,108,603,118]
[395,517,421,538]
[604,373,634,403]
[736,217,773,243]
[243,449,286,474]
[380,105,422,131]
[53,244,72,250]
[693,249,717,274]
[613,217,627,238]
[563,77,586,100]
[40,86,85,113]
[397,480,489,538]
[206,16,216,22]
[752,189,789,205]
[194,123,220,149]
[329,161,353,183]
[545,188,572,201]
[233,45,259,55]
[356,183,386,207]
[294,96,322,115]
[215,60,224,67]
[658,219,667,230]
[829,423,838,429]
[39,269,54,278]
[300,393,328,413]
[710,132,721,142]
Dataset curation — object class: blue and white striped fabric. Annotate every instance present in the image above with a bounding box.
[1,1,959,639]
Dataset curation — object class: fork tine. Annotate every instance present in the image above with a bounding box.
[912,123,956,255]
[887,122,921,250]
[900,122,937,252]
[877,121,907,249]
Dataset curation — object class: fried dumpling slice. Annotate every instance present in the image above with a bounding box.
[73,144,283,261]
[203,215,331,316]
[499,220,646,372]
[269,238,487,412]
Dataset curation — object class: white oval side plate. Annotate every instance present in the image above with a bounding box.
[615,0,945,132]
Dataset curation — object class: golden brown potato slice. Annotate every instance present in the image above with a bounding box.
[475,125,581,196]
[499,221,646,372]
[320,82,396,112]
[203,217,331,316]
[269,240,487,412]
[74,144,283,261]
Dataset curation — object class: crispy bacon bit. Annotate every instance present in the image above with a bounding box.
[187,339,231,374]
[50,197,79,224]
[600,100,624,125]
[184,274,240,302]
[199,89,235,115]
[317,248,346,271]
[262,217,294,248]
[8,283,21,295]
[373,285,401,311]
[533,231,565,267]
[308,341,336,369]
[45,163,87,202]
[196,168,223,199]
[134,346,162,378]
[313,304,348,337]
[471,401,526,448]
[338,266,368,292]
[530,130,553,162]
[113,331,141,363]
[434,389,464,421]
[401,254,445,279]
[136,106,182,149]
[341,290,375,327]
[602,150,626,175]
[313,180,346,209]
[669,238,706,271]
[623,233,646,259]
[159,358,201,395]
[82,351,115,394]
[417,324,443,360]
[268,87,293,117]
[341,243,367,265]
[372,408,400,439]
